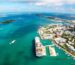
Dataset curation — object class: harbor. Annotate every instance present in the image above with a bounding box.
[0,14,74,65]
[35,36,57,57]
[38,24,75,58]
[0,0,75,65]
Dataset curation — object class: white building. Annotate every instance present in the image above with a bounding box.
[66,43,75,52]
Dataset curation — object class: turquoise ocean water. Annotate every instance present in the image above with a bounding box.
[0,13,75,65]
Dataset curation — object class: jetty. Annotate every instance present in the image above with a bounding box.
[45,45,57,56]
[35,37,46,57]
[48,46,57,56]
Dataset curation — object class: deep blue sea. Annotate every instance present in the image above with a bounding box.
[0,13,75,65]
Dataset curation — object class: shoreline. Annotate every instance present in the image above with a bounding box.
[38,24,75,58]
[52,40,75,58]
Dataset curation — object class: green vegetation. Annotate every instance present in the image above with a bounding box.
[0,20,15,24]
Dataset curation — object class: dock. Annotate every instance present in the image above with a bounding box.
[35,37,46,57]
[48,46,57,56]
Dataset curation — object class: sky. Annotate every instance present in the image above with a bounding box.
[0,0,75,14]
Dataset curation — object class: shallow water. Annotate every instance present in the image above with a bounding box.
[0,14,74,65]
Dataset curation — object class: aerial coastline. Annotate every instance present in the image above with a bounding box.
[0,13,75,65]
[36,14,75,23]
[0,0,75,64]
[37,15,75,58]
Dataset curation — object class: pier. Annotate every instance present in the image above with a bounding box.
[35,37,57,57]
[45,45,57,56]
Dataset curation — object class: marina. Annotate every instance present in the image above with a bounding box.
[38,23,75,58]
[35,37,57,57]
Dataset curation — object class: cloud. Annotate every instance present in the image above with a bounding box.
[34,2,46,6]
[66,0,75,4]
[34,0,75,6]
[33,0,64,8]
[0,0,75,14]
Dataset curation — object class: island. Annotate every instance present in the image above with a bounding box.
[0,20,15,24]
[36,14,75,24]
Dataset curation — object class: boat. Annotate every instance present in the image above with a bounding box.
[9,40,16,44]
[35,37,46,57]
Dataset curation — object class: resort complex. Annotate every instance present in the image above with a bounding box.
[36,23,75,58]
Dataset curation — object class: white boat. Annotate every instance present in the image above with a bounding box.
[9,40,16,45]
[35,37,46,57]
